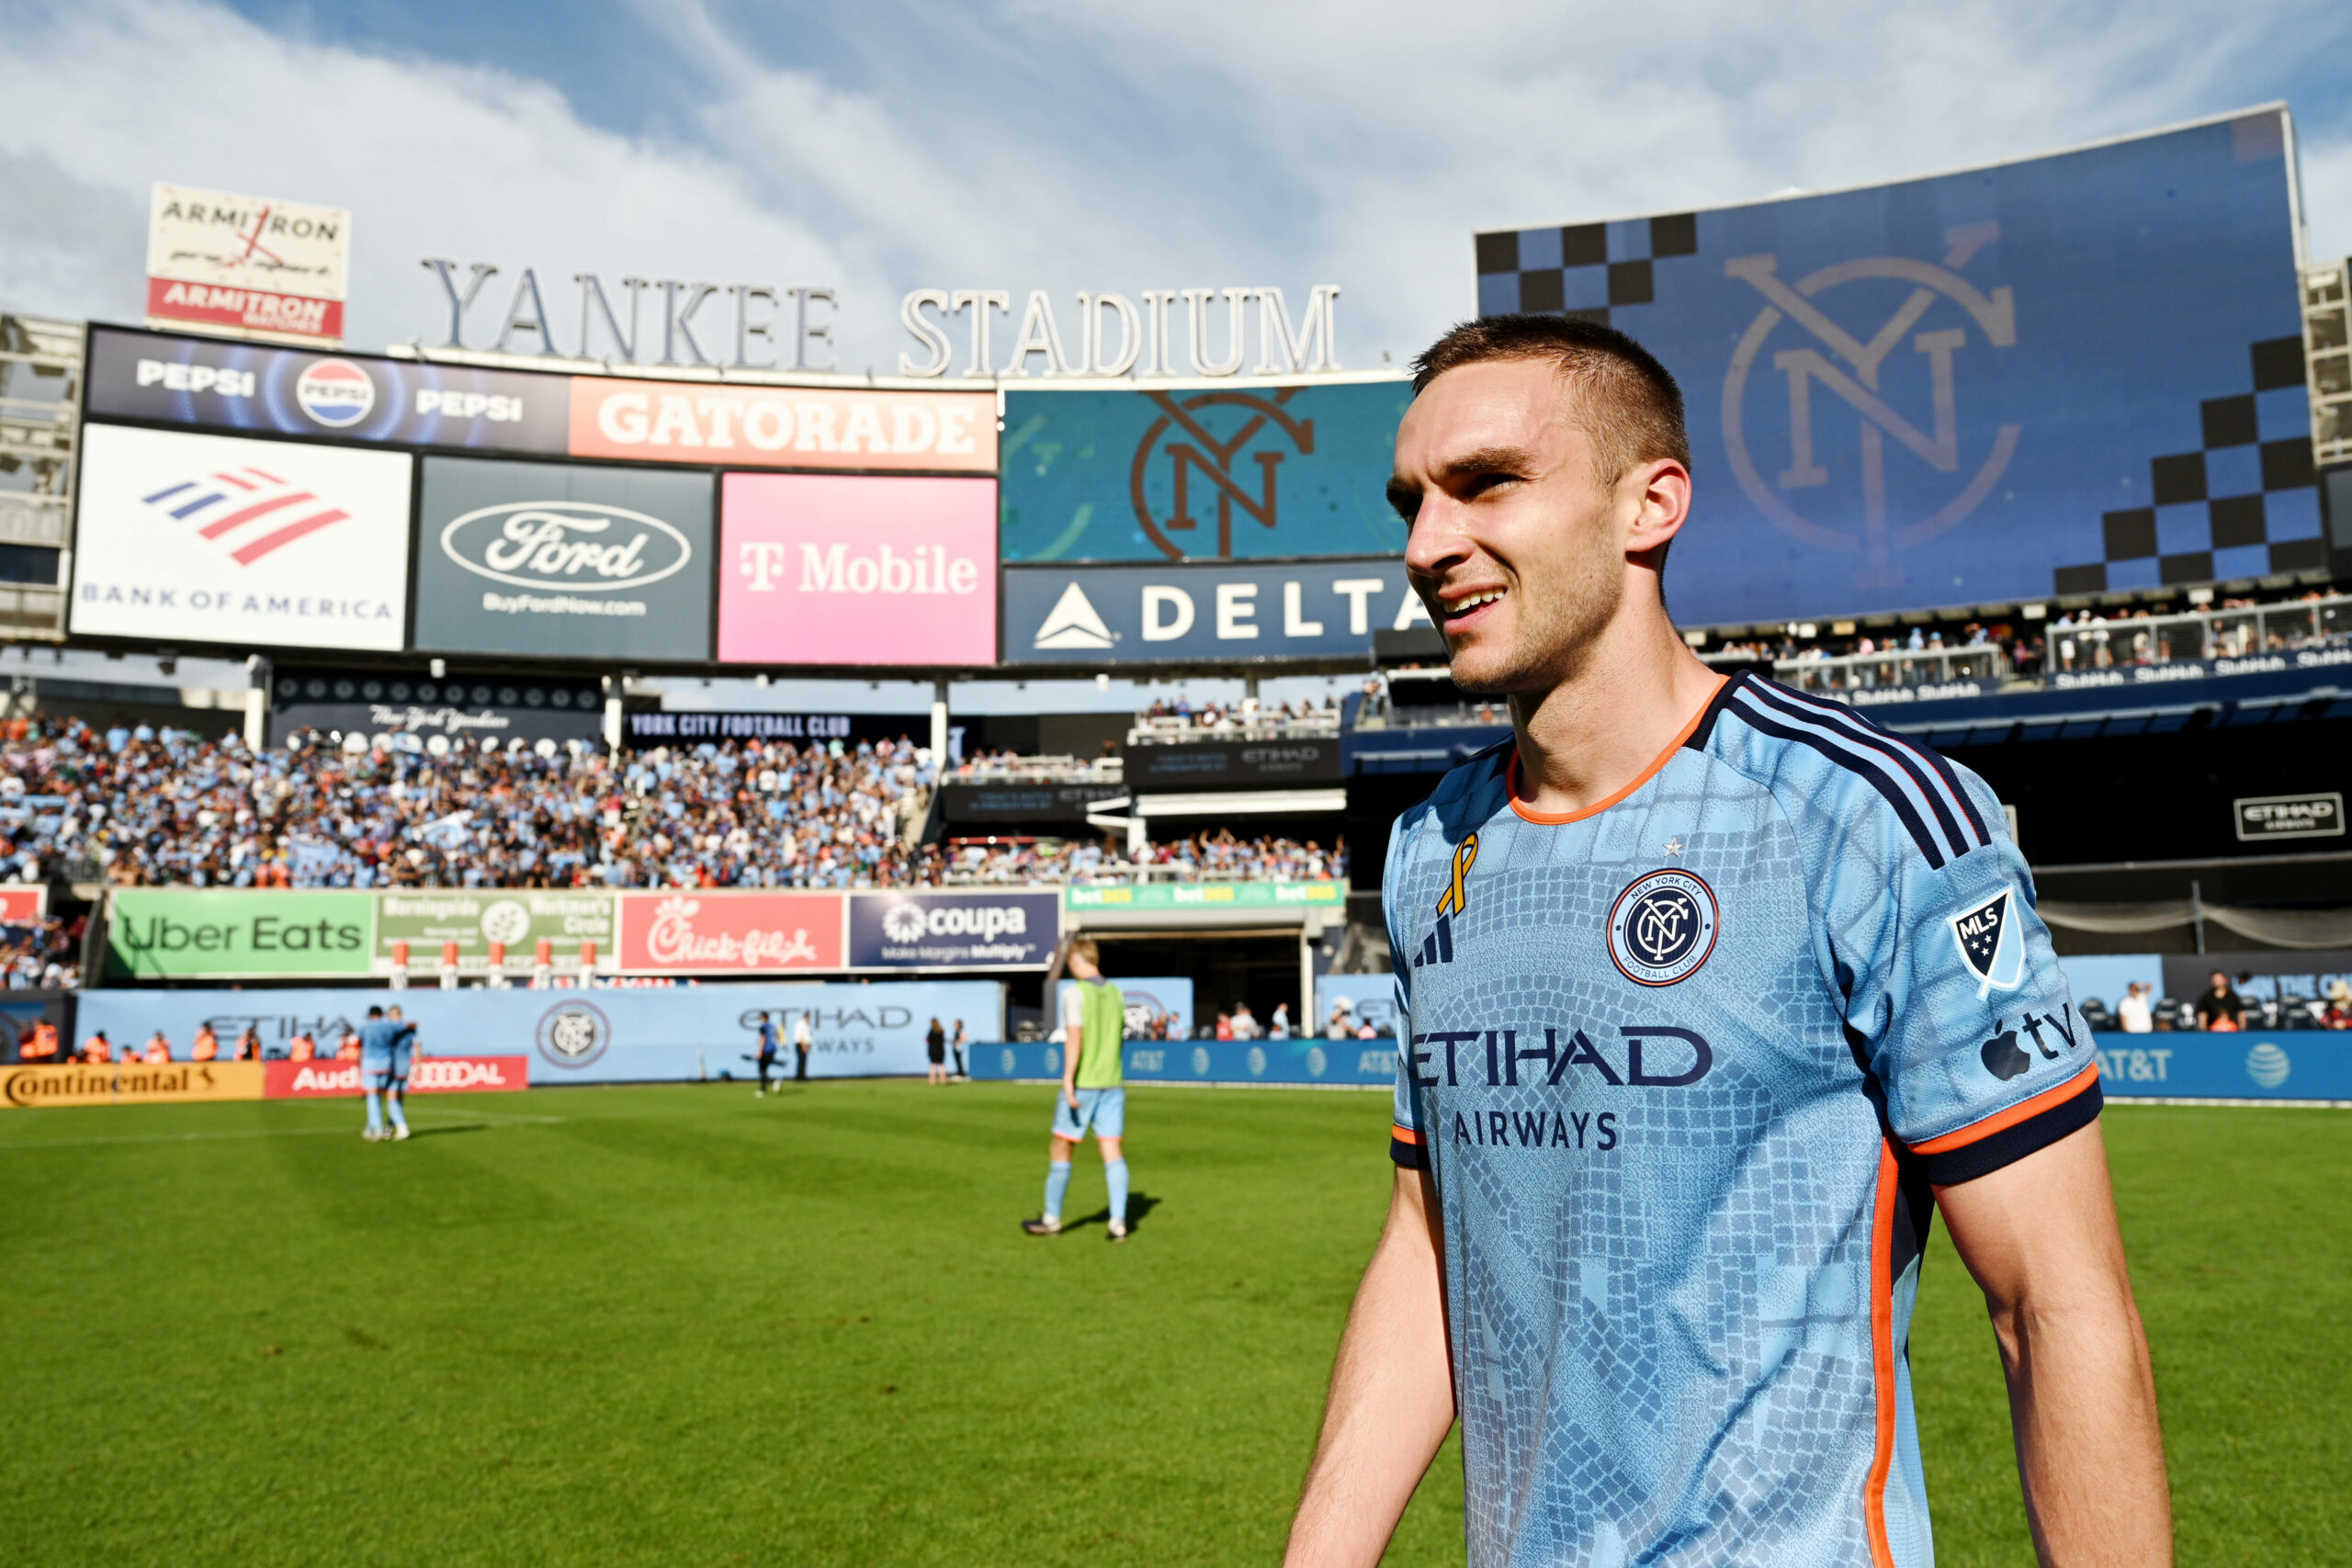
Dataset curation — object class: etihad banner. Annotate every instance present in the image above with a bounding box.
[71,424,413,653]
[718,472,997,666]
[264,1055,529,1098]
[615,891,845,975]
[413,457,716,660]
[568,378,995,472]
[0,1060,265,1110]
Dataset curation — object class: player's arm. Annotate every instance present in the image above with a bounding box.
[1283,1165,1453,1568]
[1936,1122,2171,1567]
[1060,1006,1082,1110]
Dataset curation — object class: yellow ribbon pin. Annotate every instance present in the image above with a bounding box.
[1435,833,1479,918]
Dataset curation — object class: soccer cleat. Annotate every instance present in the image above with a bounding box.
[392,1123,411,1141]
[362,1128,380,1142]
[1108,1221,1128,1244]
[1020,1217,1062,1236]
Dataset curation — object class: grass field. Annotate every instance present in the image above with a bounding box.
[2,1081,2344,1565]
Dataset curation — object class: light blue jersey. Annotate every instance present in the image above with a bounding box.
[1386,673,2098,1568]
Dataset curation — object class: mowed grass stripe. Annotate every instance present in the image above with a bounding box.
[0,1084,2340,1566]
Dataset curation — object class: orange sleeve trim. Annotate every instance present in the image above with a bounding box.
[1907,1062,2100,1156]
[1507,674,1727,825]
[1862,1139,1900,1568]
[1390,1123,1423,1145]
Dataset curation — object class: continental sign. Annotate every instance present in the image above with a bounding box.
[1,1061,265,1109]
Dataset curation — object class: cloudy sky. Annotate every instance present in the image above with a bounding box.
[6,0,2352,375]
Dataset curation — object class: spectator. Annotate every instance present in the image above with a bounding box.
[1326,998,1354,1040]
[1230,1002,1261,1041]
[190,1023,219,1061]
[233,1026,262,1062]
[2115,982,2154,1034]
[1270,1002,1291,1039]
[288,1031,316,1062]
[141,1030,171,1064]
[79,1029,110,1063]
[2323,980,2352,1031]
[336,1028,362,1061]
[2193,971,2245,1032]
[1214,1011,1233,1042]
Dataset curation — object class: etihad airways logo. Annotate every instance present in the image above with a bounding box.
[141,463,351,565]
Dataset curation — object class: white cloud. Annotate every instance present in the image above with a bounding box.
[1,0,2346,374]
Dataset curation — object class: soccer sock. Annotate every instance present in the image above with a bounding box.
[1043,1160,1072,1224]
[364,1090,384,1134]
[1104,1158,1129,1224]
[385,1090,408,1130]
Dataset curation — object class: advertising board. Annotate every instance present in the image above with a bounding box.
[1004,556,1427,666]
[106,889,374,980]
[977,1038,1397,1088]
[2233,791,2344,841]
[264,1056,528,1098]
[0,886,49,925]
[718,472,997,667]
[847,889,1059,969]
[74,983,1007,1084]
[71,424,412,651]
[1473,107,2318,624]
[615,891,845,975]
[147,184,349,346]
[372,891,616,977]
[1123,738,1342,788]
[413,457,715,660]
[999,380,1412,563]
[941,781,1130,824]
[268,666,605,750]
[2092,1034,2352,1100]
[85,326,571,453]
[1314,975,1401,1038]
[0,1060,265,1110]
[1063,881,1343,913]
[568,378,996,472]
[1055,976,1194,1040]
[622,711,921,749]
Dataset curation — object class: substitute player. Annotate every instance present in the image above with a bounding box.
[1022,939,1130,1242]
[358,1004,418,1143]
[1284,316,2169,1567]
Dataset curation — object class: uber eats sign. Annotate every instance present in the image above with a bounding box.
[107,890,375,979]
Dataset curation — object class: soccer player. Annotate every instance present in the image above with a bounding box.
[1022,939,1130,1242]
[1284,317,2169,1567]
[752,1011,781,1096]
[358,1004,418,1143]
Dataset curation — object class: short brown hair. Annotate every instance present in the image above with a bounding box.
[1411,314,1690,484]
[1067,936,1101,969]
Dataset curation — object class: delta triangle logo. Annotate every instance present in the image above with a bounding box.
[1033,581,1115,650]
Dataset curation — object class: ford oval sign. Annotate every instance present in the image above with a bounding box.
[439,500,693,592]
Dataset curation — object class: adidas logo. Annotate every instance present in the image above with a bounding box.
[1032,581,1115,650]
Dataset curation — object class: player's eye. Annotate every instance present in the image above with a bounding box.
[1385,482,1419,524]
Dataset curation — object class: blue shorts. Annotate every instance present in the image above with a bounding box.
[1051,1087,1125,1142]
[362,1045,412,1085]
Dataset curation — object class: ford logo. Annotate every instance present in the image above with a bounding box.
[440,501,692,592]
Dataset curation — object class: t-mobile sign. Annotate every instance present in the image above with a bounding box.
[718,472,997,667]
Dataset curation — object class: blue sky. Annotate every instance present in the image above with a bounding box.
[7,0,2352,374]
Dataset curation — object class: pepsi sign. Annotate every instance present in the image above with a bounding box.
[85,325,569,454]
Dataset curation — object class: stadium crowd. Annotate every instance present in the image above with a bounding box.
[941,831,1346,886]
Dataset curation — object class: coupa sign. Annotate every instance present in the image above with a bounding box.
[846,890,1059,970]
[413,457,716,660]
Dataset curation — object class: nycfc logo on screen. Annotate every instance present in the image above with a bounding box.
[295,359,377,428]
[1721,228,2018,590]
[535,1001,610,1067]
[441,501,691,592]
[1948,885,2025,998]
[1131,388,1313,559]
[1607,869,1719,987]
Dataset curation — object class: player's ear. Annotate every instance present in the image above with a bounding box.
[1624,458,1690,570]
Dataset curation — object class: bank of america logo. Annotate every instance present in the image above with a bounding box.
[1032,581,1115,650]
[140,466,350,565]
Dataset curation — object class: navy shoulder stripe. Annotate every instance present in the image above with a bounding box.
[1764,680,1990,847]
[1724,693,1947,869]
[1740,680,1971,861]
[1684,671,1749,751]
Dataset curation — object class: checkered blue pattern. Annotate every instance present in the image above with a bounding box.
[1386,681,2092,1567]
[1475,213,1698,329]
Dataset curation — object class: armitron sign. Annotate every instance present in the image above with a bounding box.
[2234,792,2345,841]
[148,183,350,347]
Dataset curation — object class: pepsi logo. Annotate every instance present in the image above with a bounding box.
[295,359,377,428]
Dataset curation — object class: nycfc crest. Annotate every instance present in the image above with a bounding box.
[1608,869,1719,987]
